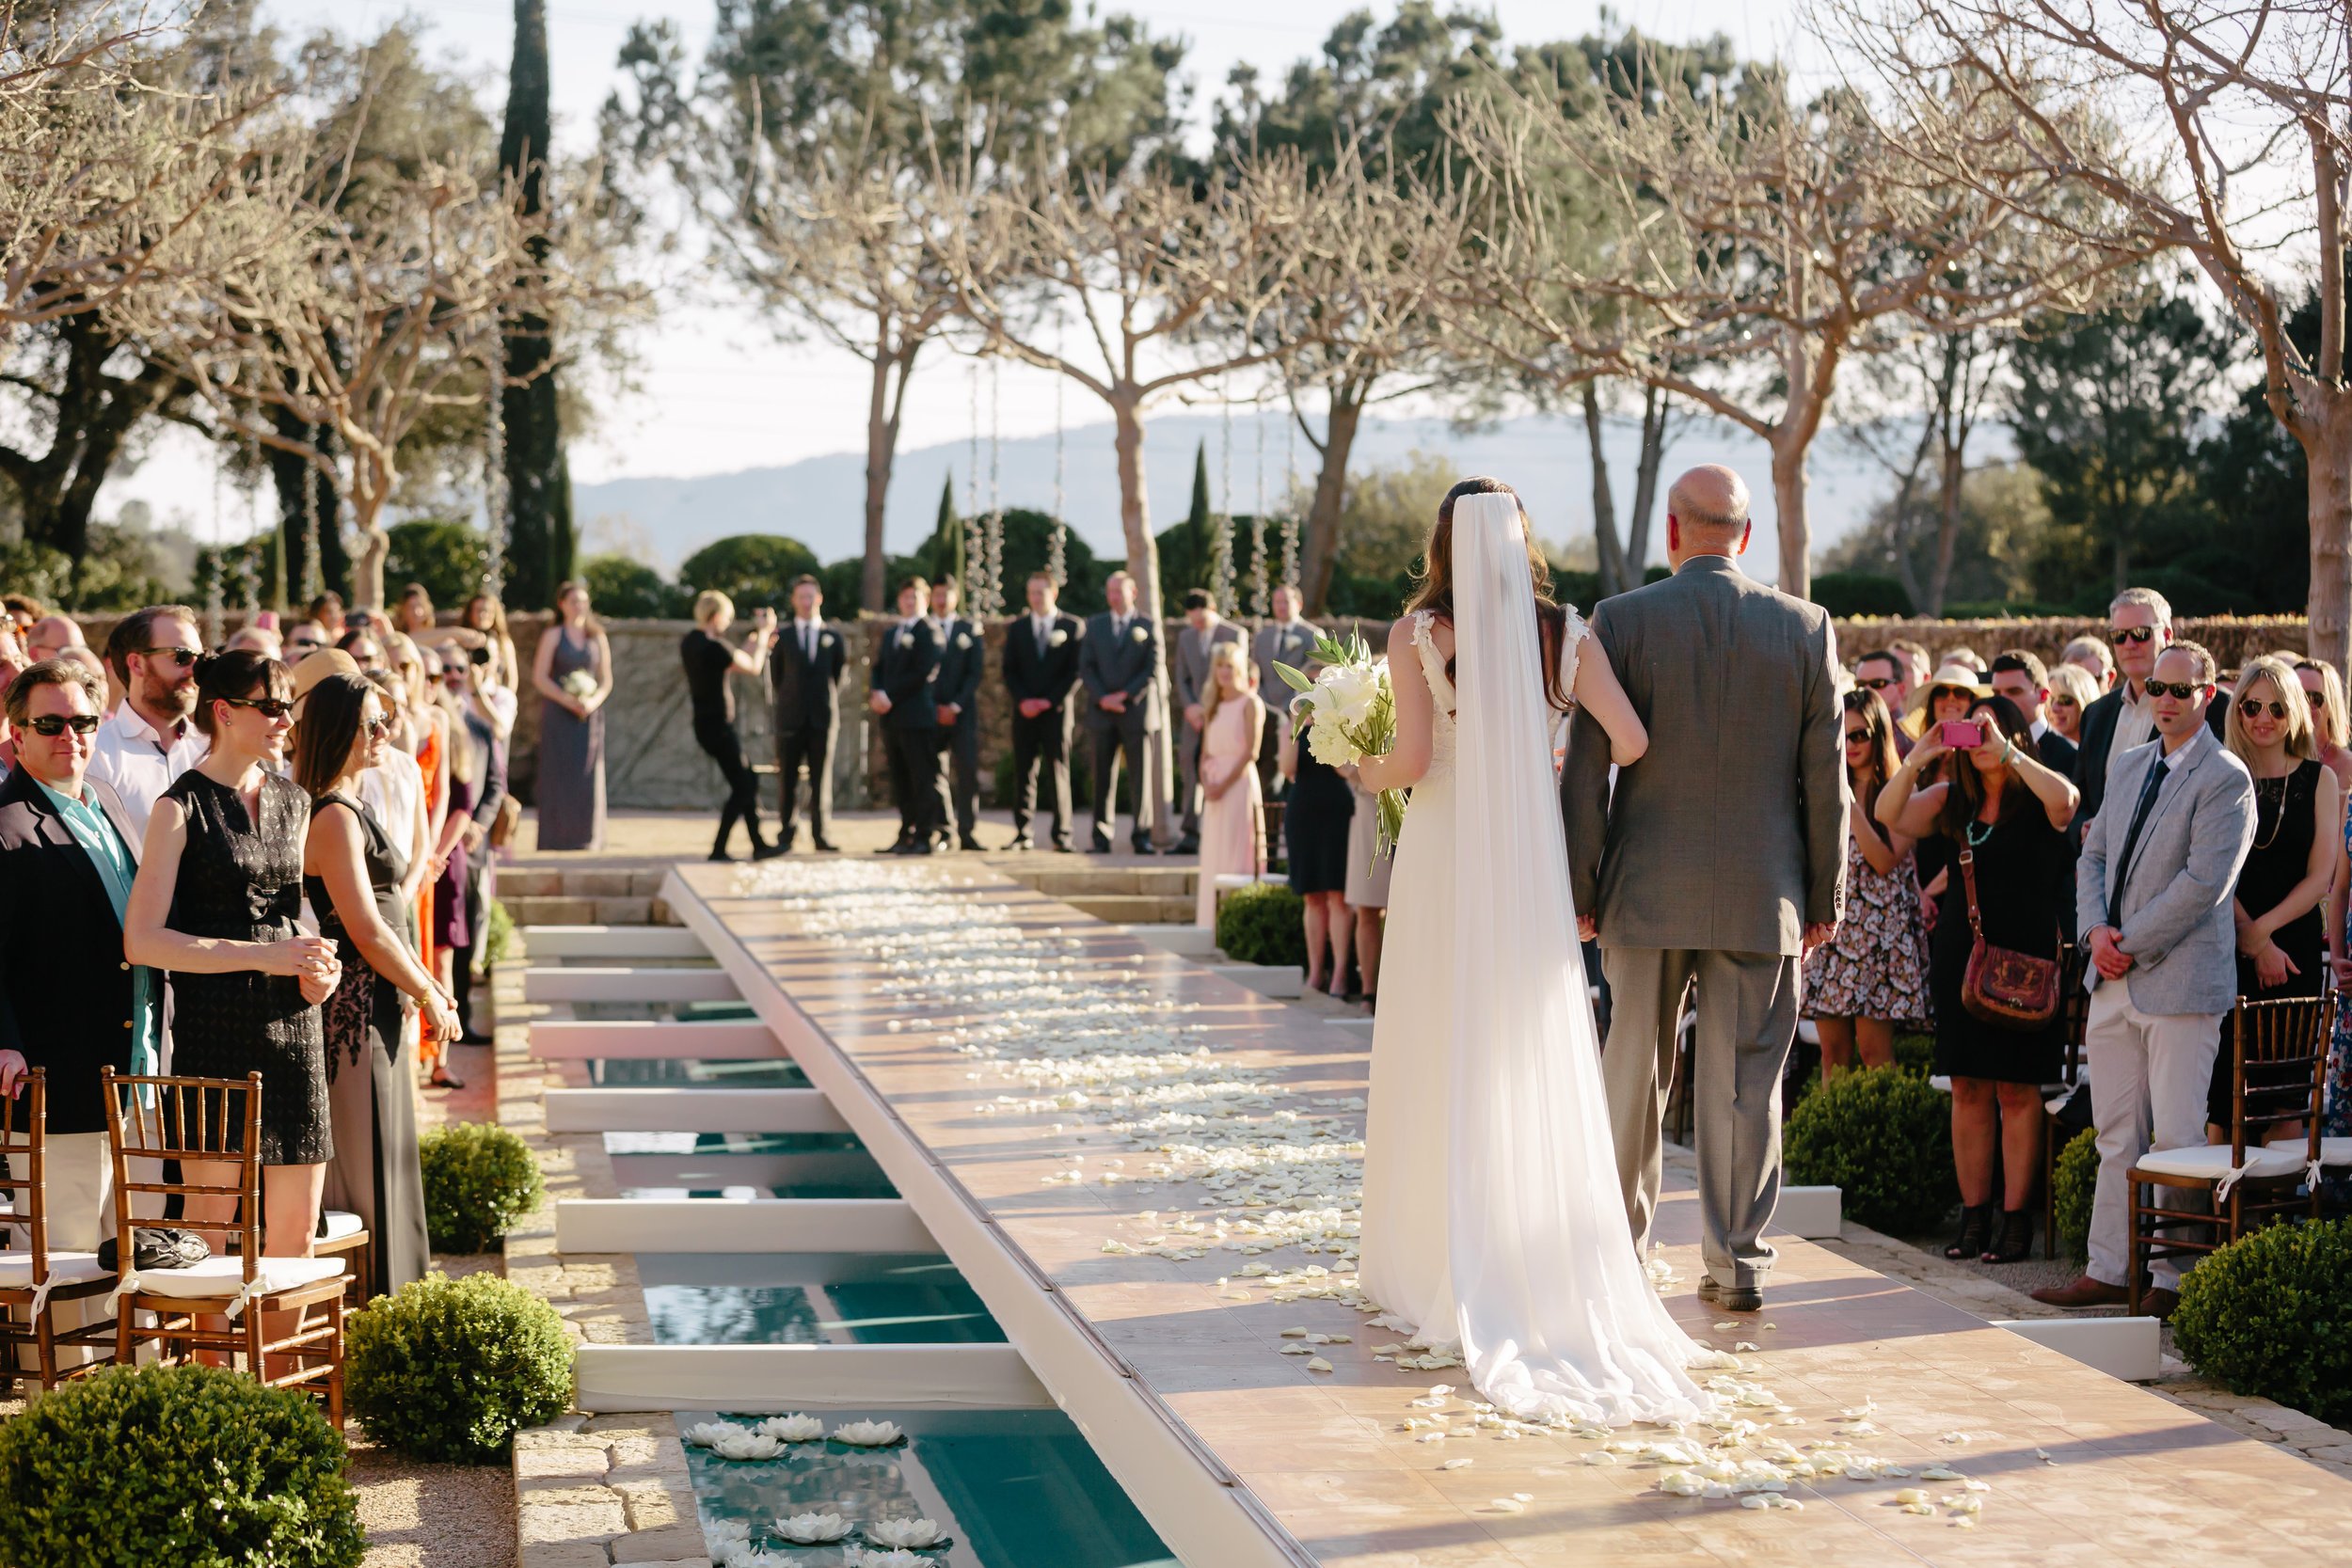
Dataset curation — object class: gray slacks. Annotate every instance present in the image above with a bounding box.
[1599,946,1800,1287]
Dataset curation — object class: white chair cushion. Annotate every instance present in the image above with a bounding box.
[0,1250,107,1289]
[318,1210,364,1243]
[2316,1136,2352,1168]
[121,1254,344,1301]
[2133,1144,2304,1181]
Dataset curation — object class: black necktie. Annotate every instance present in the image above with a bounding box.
[2107,752,2170,928]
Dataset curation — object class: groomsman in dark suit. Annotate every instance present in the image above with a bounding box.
[770,574,847,851]
[870,576,948,854]
[1251,583,1316,798]
[1004,570,1084,851]
[1079,570,1161,854]
[930,578,986,850]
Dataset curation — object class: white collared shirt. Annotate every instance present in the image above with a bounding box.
[2113,679,2157,757]
[2029,717,2048,742]
[1031,614,1053,647]
[88,701,206,842]
[794,616,822,660]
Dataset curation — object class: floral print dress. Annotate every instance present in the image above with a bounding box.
[1802,832,1932,1025]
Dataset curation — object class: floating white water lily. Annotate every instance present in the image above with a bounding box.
[723,1546,792,1568]
[830,1419,906,1448]
[862,1516,951,1549]
[683,1420,751,1448]
[772,1512,854,1544]
[755,1414,825,1443]
[702,1517,751,1549]
[707,1432,785,1462]
[854,1550,933,1568]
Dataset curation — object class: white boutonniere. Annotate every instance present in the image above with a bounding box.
[955,632,972,650]
[895,630,913,650]
[819,632,834,647]
[1130,625,1148,643]
[1048,629,1068,647]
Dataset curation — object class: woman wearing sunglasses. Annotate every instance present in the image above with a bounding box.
[1802,688,1931,1078]
[2214,656,2343,1136]
[298,673,453,1297]
[125,650,342,1304]
[2045,661,2100,745]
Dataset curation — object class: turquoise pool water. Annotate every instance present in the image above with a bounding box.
[642,1253,1002,1346]
[612,1132,899,1201]
[570,997,759,1022]
[683,1407,1176,1568]
[586,1057,811,1088]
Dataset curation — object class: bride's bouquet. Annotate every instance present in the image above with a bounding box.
[1275,627,1406,863]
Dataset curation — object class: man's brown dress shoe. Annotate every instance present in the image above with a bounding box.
[2140,1288,2181,1321]
[2030,1275,2130,1308]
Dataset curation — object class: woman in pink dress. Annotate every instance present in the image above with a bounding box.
[1193,642,1266,927]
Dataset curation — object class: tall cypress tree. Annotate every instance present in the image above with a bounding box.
[1184,438,1212,595]
[499,0,570,610]
[930,472,962,589]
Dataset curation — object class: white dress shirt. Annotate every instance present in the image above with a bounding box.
[2112,680,2156,758]
[87,702,206,843]
[793,616,823,662]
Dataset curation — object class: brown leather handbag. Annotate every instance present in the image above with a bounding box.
[1957,847,2060,1029]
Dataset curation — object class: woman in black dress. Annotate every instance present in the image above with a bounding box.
[678,590,777,861]
[2211,656,2343,1133]
[1879,693,2079,1264]
[298,673,457,1297]
[125,650,341,1257]
[1279,679,1357,995]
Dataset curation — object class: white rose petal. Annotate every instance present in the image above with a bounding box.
[1441,1458,1473,1470]
[1306,1356,1333,1372]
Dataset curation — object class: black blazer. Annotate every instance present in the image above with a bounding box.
[0,768,141,1133]
[932,617,985,725]
[2075,687,2127,820]
[1005,612,1085,711]
[872,619,943,732]
[771,620,847,730]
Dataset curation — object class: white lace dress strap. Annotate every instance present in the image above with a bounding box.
[1559,604,1587,697]
[1410,609,1455,716]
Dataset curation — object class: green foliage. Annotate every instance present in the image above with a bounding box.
[1810,571,1915,618]
[580,552,685,619]
[384,518,490,610]
[419,1120,545,1253]
[2053,1125,2097,1259]
[0,527,176,613]
[345,1273,573,1464]
[678,534,823,612]
[1784,1064,1957,1233]
[1892,1031,1935,1077]
[0,1362,363,1567]
[1216,880,1309,968]
[2172,1219,2352,1428]
[481,895,516,966]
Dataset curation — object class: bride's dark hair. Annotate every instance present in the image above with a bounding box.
[1404,476,1573,710]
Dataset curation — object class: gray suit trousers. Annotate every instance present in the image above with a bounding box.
[1600,946,1799,1287]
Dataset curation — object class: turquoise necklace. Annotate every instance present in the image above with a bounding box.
[1965,817,1997,848]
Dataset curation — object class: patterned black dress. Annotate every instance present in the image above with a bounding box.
[163,770,331,1164]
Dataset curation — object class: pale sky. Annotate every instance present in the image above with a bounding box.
[107,0,1824,560]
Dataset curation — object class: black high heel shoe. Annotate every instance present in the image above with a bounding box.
[1945,1204,1993,1260]
[1981,1209,2034,1264]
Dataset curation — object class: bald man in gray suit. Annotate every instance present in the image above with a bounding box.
[1562,466,1849,1313]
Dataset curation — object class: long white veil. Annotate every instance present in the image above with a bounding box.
[1447,491,1709,1423]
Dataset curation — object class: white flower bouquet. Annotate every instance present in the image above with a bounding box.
[559,669,597,700]
[1275,627,1405,861]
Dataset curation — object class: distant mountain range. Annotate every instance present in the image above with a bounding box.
[572,410,1905,585]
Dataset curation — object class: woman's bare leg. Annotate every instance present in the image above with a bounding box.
[1816,1017,1857,1080]
[1854,1016,1898,1071]
[260,1162,326,1379]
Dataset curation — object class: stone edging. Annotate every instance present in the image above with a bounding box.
[491,950,715,1568]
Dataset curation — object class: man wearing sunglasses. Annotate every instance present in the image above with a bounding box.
[1851,650,1915,752]
[89,604,207,840]
[2040,641,2255,1318]
[0,658,161,1344]
[2074,587,2174,825]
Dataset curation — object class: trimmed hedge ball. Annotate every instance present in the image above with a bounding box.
[346,1272,573,1464]
[419,1119,545,1254]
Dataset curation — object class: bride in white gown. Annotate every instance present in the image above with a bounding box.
[1355,480,1713,1424]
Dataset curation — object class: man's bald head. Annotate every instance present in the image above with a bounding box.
[1665,464,1752,565]
[26,615,84,660]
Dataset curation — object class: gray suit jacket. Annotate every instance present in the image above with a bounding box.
[1078,611,1163,733]
[1175,620,1245,713]
[1252,620,1317,712]
[1562,555,1848,957]
[2074,727,2254,1016]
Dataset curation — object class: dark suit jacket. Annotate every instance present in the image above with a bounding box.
[872,619,943,732]
[1005,612,1085,710]
[2036,726,2080,780]
[1562,554,1848,956]
[1079,611,1161,730]
[2075,686,2128,821]
[771,619,847,731]
[0,768,141,1133]
[932,617,985,726]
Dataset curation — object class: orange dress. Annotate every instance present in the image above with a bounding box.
[413,715,444,1068]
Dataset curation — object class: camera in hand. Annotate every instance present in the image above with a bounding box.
[1939,719,1988,750]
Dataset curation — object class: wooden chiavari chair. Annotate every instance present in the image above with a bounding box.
[0,1070,117,1388]
[2125,994,2331,1315]
[101,1069,350,1426]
